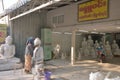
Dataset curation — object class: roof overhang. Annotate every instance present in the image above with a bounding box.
[0,0,82,20]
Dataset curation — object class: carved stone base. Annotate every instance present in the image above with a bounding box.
[0,57,23,71]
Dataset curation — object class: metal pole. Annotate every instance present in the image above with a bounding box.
[71,30,76,65]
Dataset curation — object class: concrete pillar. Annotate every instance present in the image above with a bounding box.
[71,30,76,65]
[8,15,13,36]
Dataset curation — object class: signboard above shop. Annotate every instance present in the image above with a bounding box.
[78,0,109,22]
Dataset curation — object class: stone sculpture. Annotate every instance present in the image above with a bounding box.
[105,41,113,57]
[111,40,120,56]
[0,36,22,71]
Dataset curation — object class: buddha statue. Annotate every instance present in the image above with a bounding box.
[0,36,20,65]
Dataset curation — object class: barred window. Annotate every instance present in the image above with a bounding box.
[52,15,64,24]
[52,16,57,24]
[58,15,64,24]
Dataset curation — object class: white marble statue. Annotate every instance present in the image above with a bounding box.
[81,37,89,56]
[94,40,100,48]
[111,40,120,55]
[101,36,105,45]
[105,41,113,57]
[87,35,94,47]
[89,71,104,80]
[104,72,120,80]
[0,36,15,59]
[0,36,22,71]
[91,47,96,58]
[94,40,100,56]
[53,44,61,59]
[87,35,95,56]
[87,42,92,56]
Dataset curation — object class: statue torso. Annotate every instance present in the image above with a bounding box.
[0,44,15,59]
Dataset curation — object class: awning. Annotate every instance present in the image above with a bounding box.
[0,0,82,20]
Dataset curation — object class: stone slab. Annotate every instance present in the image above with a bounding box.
[0,62,23,71]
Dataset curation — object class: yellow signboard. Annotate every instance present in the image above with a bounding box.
[78,0,108,22]
[0,29,6,43]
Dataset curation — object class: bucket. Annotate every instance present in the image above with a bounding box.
[45,71,52,80]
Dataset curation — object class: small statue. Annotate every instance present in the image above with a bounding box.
[53,44,61,59]
[87,35,94,47]
[94,40,100,56]
[94,40,99,48]
[105,41,113,57]
[82,37,87,49]
[111,40,120,55]
[81,37,89,56]
[87,35,95,56]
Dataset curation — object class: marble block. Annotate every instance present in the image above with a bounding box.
[0,57,23,71]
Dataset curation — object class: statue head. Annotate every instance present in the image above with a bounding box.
[106,41,109,44]
[5,36,13,45]
[34,37,41,46]
[83,37,86,41]
[88,35,92,40]
[113,40,116,44]
[95,40,98,43]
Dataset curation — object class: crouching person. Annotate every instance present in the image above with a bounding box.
[32,37,44,80]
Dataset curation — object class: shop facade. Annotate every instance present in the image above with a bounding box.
[1,0,120,63]
[47,0,120,64]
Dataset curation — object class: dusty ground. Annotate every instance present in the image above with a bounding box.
[0,57,120,80]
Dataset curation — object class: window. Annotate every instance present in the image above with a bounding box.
[52,15,64,24]
[58,15,64,24]
[52,16,57,24]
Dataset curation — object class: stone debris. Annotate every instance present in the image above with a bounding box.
[89,71,105,80]
[104,72,120,80]
[89,71,120,80]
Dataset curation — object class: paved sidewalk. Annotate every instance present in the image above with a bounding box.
[0,57,120,80]
[46,58,120,80]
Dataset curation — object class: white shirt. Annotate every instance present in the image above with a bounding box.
[33,46,44,63]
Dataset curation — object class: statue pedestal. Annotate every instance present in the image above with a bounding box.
[0,57,23,71]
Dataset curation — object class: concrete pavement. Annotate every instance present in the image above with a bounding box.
[0,57,120,80]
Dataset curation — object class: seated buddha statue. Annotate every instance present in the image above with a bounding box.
[0,36,20,64]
